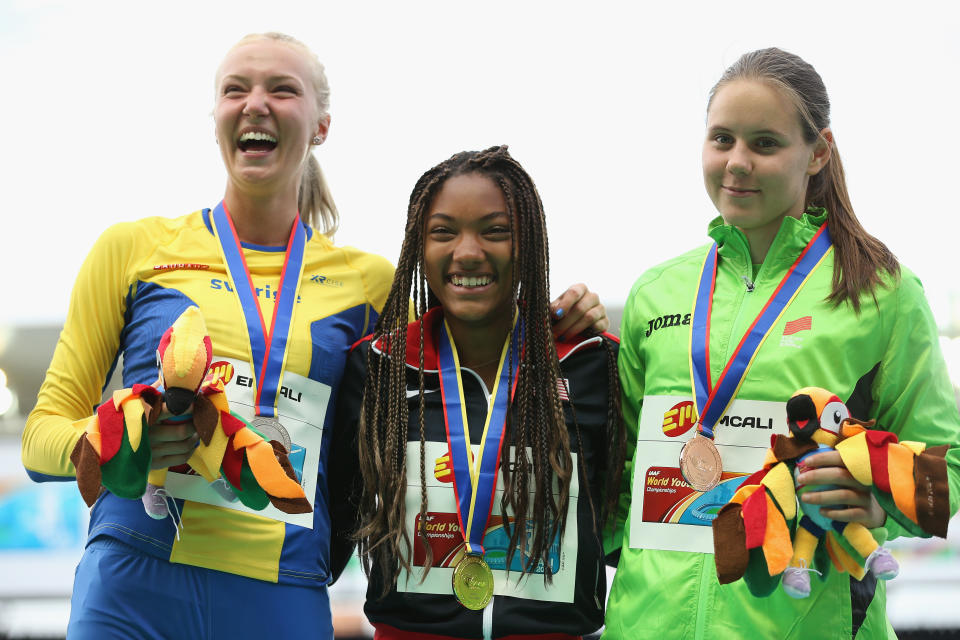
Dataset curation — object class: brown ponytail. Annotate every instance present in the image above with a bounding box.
[710,48,899,313]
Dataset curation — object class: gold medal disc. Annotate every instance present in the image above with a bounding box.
[679,433,722,492]
[452,554,494,610]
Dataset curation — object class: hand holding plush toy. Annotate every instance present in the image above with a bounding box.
[69,306,312,522]
[713,387,949,598]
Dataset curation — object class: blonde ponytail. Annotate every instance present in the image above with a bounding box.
[300,153,339,238]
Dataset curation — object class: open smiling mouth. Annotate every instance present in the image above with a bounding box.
[238,131,278,153]
[449,275,494,288]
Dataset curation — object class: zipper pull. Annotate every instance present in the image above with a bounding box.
[741,275,755,292]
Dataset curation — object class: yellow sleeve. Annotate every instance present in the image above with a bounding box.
[340,244,396,329]
[22,222,142,479]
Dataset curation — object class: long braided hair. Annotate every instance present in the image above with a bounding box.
[357,146,623,595]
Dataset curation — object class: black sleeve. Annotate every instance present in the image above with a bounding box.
[560,336,623,567]
[327,341,370,584]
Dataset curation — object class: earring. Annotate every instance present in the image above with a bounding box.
[312,136,322,145]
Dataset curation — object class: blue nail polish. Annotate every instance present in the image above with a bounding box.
[555,308,564,319]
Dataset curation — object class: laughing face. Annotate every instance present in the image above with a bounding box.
[214,40,328,199]
[424,173,516,333]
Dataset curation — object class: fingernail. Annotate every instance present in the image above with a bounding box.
[555,308,564,319]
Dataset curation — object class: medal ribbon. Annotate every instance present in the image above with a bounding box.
[437,314,521,557]
[690,223,833,439]
[210,201,307,417]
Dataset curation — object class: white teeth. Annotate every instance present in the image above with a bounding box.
[451,275,492,287]
[239,131,277,143]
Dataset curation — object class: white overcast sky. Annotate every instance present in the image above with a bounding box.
[2,0,958,328]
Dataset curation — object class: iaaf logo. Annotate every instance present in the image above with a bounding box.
[662,400,697,437]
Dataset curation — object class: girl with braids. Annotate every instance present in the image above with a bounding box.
[331,145,625,639]
[21,31,607,639]
[605,48,960,639]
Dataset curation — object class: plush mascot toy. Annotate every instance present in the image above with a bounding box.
[69,306,312,523]
[713,387,949,599]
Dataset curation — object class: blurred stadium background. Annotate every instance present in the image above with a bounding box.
[2,305,960,638]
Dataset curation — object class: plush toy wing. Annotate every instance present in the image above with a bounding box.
[70,306,311,515]
[835,423,950,538]
[713,449,799,596]
[215,407,312,514]
[70,384,162,504]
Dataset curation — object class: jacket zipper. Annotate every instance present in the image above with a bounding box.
[694,553,714,640]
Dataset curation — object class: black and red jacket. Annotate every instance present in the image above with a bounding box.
[330,307,618,640]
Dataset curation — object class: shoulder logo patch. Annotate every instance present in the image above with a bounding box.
[310,274,344,288]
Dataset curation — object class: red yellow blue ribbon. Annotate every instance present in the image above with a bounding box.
[210,201,307,418]
[437,313,520,556]
[690,224,833,439]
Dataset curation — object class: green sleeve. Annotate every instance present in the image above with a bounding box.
[604,278,646,555]
[872,270,960,540]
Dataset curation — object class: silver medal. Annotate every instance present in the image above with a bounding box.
[250,415,292,453]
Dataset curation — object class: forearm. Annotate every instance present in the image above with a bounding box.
[22,409,88,480]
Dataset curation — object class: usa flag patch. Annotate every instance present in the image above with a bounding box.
[783,316,812,336]
[557,378,570,401]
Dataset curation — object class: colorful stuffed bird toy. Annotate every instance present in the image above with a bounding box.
[712,387,949,599]
[69,306,311,521]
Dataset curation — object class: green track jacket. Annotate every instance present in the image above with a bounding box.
[604,211,960,640]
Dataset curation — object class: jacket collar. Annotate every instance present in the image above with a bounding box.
[368,306,610,372]
[707,208,828,271]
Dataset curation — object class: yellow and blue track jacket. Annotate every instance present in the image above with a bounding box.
[605,210,960,640]
[22,209,393,586]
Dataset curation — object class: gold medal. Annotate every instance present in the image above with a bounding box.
[452,554,494,610]
[679,432,722,492]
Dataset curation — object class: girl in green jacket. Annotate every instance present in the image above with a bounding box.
[606,48,960,640]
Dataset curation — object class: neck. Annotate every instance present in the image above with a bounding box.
[735,204,810,263]
[738,225,779,264]
[446,310,515,388]
[223,186,300,246]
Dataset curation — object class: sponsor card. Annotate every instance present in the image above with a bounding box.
[397,441,578,603]
[628,395,785,553]
[163,357,328,529]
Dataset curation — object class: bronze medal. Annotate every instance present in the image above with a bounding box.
[250,415,292,453]
[452,554,494,610]
[679,433,722,492]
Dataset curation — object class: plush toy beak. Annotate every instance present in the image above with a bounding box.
[786,393,820,441]
[164,387,196,416]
